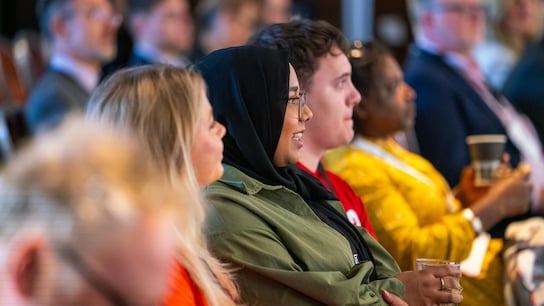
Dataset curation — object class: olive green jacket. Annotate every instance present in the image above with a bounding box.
[205,165,405,306]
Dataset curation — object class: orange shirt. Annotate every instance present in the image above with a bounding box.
[163,261,208,306]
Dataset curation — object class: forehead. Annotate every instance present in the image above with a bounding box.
[381,55,402,77]
[313,50,351,80]
[154,0,189,10]
[288,64,299,89]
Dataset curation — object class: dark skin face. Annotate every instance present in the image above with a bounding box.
[354,55,417,139]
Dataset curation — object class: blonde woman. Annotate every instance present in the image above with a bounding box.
[86,65,237,306]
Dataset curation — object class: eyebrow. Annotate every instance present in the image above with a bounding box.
[288,86,299,94]
[334,72,351,82]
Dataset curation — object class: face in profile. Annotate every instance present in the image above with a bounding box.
[273,64,312,166]
[190,91,226,186]
[359,55,416,136]
[63,0,121,62]
[427,0,486,51]
[304,47,361,151]
[142,0,194,53]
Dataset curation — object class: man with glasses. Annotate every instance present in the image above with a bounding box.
[0,117,178,306]
[405,0,544,234]
[25,0,121,134]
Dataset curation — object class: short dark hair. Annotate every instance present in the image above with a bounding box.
[247,19,349,89]
[349,40,393,133]
[349,40,392,98]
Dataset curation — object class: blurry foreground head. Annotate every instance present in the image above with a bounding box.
[0,116,178,306]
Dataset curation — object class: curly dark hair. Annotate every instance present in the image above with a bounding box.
[247,19,349,89]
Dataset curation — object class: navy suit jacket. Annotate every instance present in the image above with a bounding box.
[404,45,521,187]
[25,68,89,134]
[126,51,153,68]
[404,45,531,238]
[503,37,544,145]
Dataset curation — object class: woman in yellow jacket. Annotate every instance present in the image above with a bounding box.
[325,41,532,306]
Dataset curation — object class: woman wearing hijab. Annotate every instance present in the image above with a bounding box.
[196,45,462,306]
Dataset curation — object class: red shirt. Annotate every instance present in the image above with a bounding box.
[163,261,208,306]
[297,162,377,240]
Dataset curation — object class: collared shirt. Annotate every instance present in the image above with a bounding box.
[134,42,191,68]
[49,53,98,93]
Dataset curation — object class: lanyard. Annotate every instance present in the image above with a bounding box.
[352,137,456,213]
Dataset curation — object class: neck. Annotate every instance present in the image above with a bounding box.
[53,48,101,73]
[359,127,389,140]
[298,142,324,172]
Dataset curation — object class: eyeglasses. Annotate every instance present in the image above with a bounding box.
[56,245,131,306]
[64,6,123,26]
[431,3,486,16]
[287,92,307,120]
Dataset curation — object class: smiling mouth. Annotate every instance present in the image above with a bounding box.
[293,132,303,141]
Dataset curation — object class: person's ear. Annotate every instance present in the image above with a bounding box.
[49,13,70,40]
[7,237,47,298]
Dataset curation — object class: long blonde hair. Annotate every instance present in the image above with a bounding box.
[87,65,239,306]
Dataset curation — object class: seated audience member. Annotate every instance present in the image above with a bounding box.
[248,19,376,237]
[197,45,463,306]
[86,65,238,306]
[405,0,544,236]
[0,117,179,306]
[126,0,194,67]
[191,0,263,61]
[26,0,121,134]
[474,0,542,91]
[325,41,532,306]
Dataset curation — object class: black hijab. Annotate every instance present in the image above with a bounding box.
[197,46,377,274]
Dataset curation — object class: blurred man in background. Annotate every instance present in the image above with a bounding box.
[25,0,121,134]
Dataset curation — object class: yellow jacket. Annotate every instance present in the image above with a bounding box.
[324,136,504,306]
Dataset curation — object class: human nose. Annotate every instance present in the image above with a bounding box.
[300,104,313,122]
[405,82,416,102]
[217,121,226,138]
[348,80,362,106]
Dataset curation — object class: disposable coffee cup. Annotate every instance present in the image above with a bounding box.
[466,134,507,187]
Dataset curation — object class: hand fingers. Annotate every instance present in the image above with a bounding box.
[422,266,462,278]
[513,162,531,179]
[432,288,464,305]
[381,289,408,306]
[440,276,463,292]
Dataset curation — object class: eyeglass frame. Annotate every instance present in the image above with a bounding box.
[429,2,486,16]
[61,5,123,26]
[286,92,307,120]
